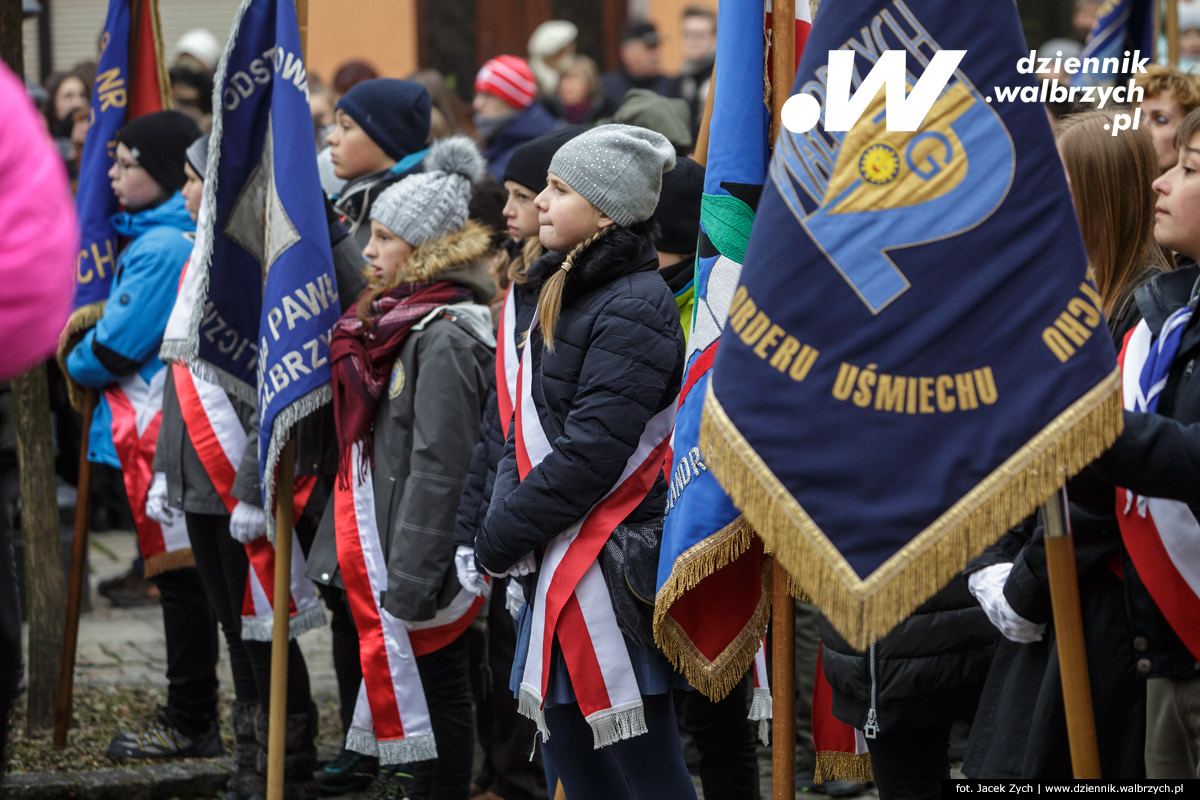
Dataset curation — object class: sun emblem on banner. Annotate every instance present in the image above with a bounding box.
[858,143,900,185]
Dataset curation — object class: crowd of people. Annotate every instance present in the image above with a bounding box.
[4,3,1200,800]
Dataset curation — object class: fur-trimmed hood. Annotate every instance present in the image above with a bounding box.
[525,222,659,301]
[392,218,496,303]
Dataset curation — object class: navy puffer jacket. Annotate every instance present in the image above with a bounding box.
[475,225,684,574]
[454,280,537,548]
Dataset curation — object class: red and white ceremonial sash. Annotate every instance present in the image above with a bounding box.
[106,370,192,577]
[748,639,772,744]
[514,315,676,747]
[495,284,519,439]
[173,363,324,640]
[1115,323,1200,660]
[812,644,872,783]
[336,441,487,765]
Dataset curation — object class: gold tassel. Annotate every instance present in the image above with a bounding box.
[143,548,196,578]
[653,520,772,700]
[700,367,1123,651]
[56,301,106,412]
[814,751,874,784]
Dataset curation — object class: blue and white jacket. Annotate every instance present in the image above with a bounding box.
[66,193,195,466]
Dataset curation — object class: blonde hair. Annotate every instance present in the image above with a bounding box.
[1054,109,1168,324]
[537,228,609,350]
[506,237,544,285]
[1134,65,1200,114]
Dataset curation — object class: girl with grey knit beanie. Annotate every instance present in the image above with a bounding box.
[314,134,499,799]
[472,124,695,799]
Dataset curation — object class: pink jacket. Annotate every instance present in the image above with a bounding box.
[0,62,77,380]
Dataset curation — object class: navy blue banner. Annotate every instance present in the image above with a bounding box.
[170,0,337,528]
[73,0,133,310]
[702,0,1123,648]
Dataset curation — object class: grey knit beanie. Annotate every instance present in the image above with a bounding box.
[547,124,676,227]
[370,135,486,246]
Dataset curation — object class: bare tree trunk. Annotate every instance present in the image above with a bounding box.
[13,366,64,734]
[0,3,68,733]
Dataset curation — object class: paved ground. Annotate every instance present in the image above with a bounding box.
[25,526,884,799]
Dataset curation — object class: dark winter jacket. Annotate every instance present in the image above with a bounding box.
[453,279,537,549]
[962,516,1145,780]
[961,269,1157,781]
[307,222,497,622]
[599,68,679,115]
[819,578,999,734]
[482,104,558,182]
[1088,263,1200,678]
[474,225,684,574]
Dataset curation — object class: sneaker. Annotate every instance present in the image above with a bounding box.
[106,709,222,760]
[316,747,378,795]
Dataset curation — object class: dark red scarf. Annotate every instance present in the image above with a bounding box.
[330,281,471,481]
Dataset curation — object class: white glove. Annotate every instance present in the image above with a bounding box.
[506,578,525,619]
[968,563,1046,644]
[454,546,490,597]
[505,551,537,578]
[144,472,179,525]
[229,501,268,544]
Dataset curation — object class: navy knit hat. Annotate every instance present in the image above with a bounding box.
[336,78,431,163]
[653,156,704,254]
[116,110,201,193]
[503,125,585,195]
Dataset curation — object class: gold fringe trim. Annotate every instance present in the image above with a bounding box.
[700,367,1123,650]
[652,515,772,700]
[788,576,812,603]
[814,751,873,784]
[143,547,195,578]
[57,302,106,412]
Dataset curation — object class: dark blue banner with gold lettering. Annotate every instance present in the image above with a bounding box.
[701,0,1123,649]
[72,0,167,313]
[161,0,337,535]
[74,0,138,309]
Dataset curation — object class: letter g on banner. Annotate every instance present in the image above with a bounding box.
[773,51,1013,314]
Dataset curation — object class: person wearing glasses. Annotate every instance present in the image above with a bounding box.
[64,110,225,763]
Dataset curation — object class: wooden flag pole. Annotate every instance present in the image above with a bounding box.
[769,2,796,797]
[267,7,306,796]
[693,69,717,167]
[53,389,97,748]
[1168,0,1180,69]
[266,439,297,800]
[1042,486,1101,778]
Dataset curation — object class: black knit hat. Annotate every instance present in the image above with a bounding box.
[116,110,201,194]
[502,125,586,194]
[652,156,704,254]
[336,78,431,163]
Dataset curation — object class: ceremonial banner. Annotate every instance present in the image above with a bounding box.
[654,0,811,701]
[1070,0,1155,88]
[161,0,338,532]
[702,0,1123,649]
[64,0,167,403]
[812,646,872,783]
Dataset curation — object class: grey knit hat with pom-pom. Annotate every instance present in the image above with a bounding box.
[370,135,486,246]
